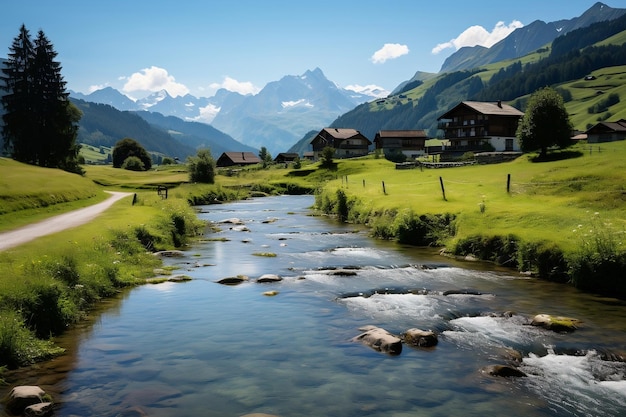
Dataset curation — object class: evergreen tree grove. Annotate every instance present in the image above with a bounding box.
[1,25,82,173]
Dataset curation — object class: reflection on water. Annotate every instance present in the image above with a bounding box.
[2,195,625,417]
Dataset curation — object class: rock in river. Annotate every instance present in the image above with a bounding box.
[402,328,438,347]
[352,325,402,355]
[530,314,581,332]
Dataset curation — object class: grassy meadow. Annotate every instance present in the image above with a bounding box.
[316,142,626,252]
[2,140,626,369]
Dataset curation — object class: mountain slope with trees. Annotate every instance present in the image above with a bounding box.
[314,16,626,150]
[440,2,626,72]
[71,98,196,160]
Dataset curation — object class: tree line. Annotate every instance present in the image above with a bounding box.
[1,25,82,174]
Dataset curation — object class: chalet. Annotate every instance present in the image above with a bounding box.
[216,152,261,167]
[437,101,524,153]
[310,128,371,159]
[585,119,626,143]
[274,153,299,163]
[374,130,429,159]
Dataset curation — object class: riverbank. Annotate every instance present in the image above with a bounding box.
[308,142,626,299]
[2,140,626,371]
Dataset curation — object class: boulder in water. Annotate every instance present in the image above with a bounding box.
[530,314,581,332]
[352,325,402,355]
[482,364,527,378]
[216,275,249,285]
[402,328,438,347]
[5,386,47,415]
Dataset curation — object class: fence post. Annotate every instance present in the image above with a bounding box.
[363,179,365,188]
[507,174,511,193]
[382,181,386,195]
[439,176,446,201]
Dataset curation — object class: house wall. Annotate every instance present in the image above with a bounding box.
[588,133,626,143]
[489,136,520,151]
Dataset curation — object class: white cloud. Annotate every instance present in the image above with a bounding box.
[371,43,409,64]
[122,66,189,97]
[344,84,390,98]
[432,20,524,54]
[88,83,109,93]
[281,99,313,108]
[189,103,221,124]
[208,76,260,95]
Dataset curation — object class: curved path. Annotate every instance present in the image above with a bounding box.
[0,191,133,251]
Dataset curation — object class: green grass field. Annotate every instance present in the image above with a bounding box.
[315,141,626,253]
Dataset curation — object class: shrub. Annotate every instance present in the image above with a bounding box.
[187,149,216,183]
[0,310,63,368]
[517,240,568,282]
[336,189,349,222]
[112,138,152,170]
[455,234,519,267]
[121,156,145,171]
[394,211,457,246]
[568,215,626,296]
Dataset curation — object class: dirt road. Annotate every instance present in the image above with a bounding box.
[0,191,133,251]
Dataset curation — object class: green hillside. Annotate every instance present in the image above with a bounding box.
[325,22,626,143]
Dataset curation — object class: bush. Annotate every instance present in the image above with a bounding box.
[517,241,568,282]
[112,138,152,170]
[187,149,216,183]
[394,211,457,246]
[121,156,145,171]
[455,234,519,267]
[568,216,626,296]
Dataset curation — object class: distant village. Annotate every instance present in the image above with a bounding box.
[215,100,626,168]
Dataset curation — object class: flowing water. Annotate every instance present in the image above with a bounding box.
[3,195,625,416]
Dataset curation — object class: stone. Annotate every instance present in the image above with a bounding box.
[220,218,244,225]
[24,402,54,417]
[352,326,402,355]
[152,250,185,257]
[167,274,192,282]
[216,275,249,285]
[5,386,46,415]
[263,290,279,296]
[256,274,282,283]
[530,314,581,332]
[402,328,438,347]
[482,364,527,378]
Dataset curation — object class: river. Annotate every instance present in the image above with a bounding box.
[3,195,625,416]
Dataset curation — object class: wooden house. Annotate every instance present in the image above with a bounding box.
[437,101,524,153]
[216,152,261,167]
[374,130,429,159]
[585,119,626,143]
[274,153,299,163]
[310,128,371,159]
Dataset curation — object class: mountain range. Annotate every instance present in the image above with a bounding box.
[70,68,384,156]
[3,2,626,162]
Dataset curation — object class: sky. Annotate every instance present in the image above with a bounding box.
[0,0,616,99]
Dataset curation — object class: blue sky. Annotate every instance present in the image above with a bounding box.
[0,0,614,99]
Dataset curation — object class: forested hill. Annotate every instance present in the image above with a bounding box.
[313,15,626,144]
[71,99,196,160]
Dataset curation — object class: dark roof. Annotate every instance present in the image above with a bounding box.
[585,119,626,134]
[274,153,299,161]
[219,152,261,164]
[321,127,362,139]
[376,130,428,138]
[438,101,524,120]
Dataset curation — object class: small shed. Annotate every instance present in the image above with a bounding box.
[585,119,626,143]
[216,152,261,167]
[274,153,299,163]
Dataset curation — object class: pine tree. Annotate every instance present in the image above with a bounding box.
[1,25,82,173]
[1,25,35,162]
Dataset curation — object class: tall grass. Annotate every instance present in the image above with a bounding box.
[0,192,204,368]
